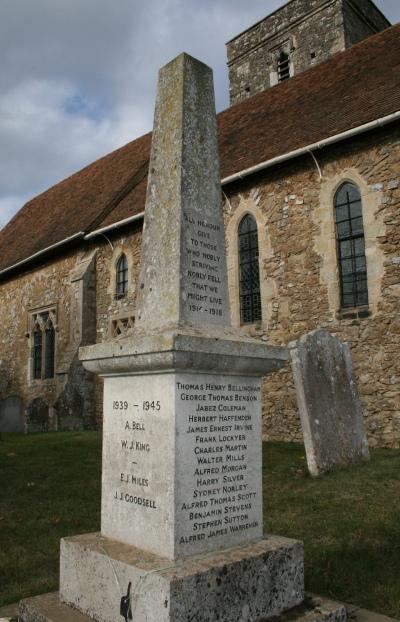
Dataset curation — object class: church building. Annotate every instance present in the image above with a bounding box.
[0,0,399,448]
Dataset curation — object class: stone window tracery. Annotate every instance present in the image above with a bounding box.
[30,309,56,380]
[116,253,128,299]
[238,214,262,324]
[111,315,135,337]
[335,182,368,309]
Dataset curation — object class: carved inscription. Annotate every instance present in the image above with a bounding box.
[176,376,262,548]
[103,374,261,557]
[111,398,160,510]
[184,213,226,320]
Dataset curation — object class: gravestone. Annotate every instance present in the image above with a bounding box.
[19,54,346,622]
[290,329,370,477]
[26,397,48,432]
[0,396,24,433]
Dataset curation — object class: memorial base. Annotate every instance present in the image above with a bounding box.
[19,592,347,622]
[54,532,306,622]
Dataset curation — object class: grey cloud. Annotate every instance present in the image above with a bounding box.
[0,0,398,229]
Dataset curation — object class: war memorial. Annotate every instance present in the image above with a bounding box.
[19,54,347,622]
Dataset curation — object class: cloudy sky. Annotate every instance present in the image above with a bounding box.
[1,0,399,229]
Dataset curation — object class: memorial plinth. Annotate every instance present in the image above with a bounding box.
[79,329,287,560]
[21,54,346,621]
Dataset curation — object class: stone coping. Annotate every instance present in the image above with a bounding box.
[61,531,300,579]
[79,325,288,376]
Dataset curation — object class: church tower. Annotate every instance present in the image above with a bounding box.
[227,0,390,105]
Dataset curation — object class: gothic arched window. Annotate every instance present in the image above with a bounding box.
[277,51,290,82]
[238,214,262,324]
[31,310,56,380]
[116,253,128,299]
[335,182,368,308]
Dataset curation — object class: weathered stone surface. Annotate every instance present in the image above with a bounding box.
[59,532,304,622]
[74,51,297,622]
[19,592,92,621]
[0,600,19,618]
[135,53,230,331]
[79,54,287,568]
[0,250,97,433]
[100,372,263,559]
[19,591,350,622]
[345,603,399,622]
[223,125,400,450]
[26,397,49,433]
[23,593,400,622]
[54,356,94,430]
[0,395,24,433]
[264,594,347,622]
[80,325,288,376]
[290,329,370,476]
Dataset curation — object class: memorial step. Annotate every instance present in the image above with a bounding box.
[18,591,347,622]
[57,532,304,622]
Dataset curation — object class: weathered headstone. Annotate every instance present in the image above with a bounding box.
[0,396,24,433]
[290,329,370,477]
[26,397,48,432]
[19,54,347,622]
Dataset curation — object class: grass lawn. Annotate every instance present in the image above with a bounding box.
[1,432,399,617]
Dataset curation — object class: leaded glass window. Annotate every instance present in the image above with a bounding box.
[239,214,262,324]
[335,183,368,308]
[116,253,128,299]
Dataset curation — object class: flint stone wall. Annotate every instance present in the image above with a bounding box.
[0,249,97,432]
[224,124,400,449]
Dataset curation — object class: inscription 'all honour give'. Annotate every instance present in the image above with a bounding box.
[134,54,230,332]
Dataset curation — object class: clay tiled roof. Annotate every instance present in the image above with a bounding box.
[0,24,399,275]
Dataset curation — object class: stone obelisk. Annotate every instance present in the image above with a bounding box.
[135,53,230,330]
[77,54,290,564]
[61,53,303,622]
